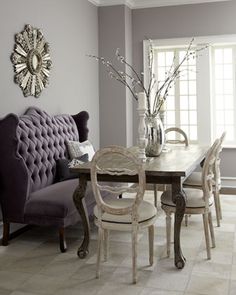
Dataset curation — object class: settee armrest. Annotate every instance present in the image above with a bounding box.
[0,114,29,222]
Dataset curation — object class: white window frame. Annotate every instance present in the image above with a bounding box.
[143,35,236,147]
[154,47,198,142]
[211,45,236,144]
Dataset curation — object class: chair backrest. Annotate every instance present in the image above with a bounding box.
[214,131,226,187]
[90,146,146,220]
[165,127,189,146]
[201,138,220,205]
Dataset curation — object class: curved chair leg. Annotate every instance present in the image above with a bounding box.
[59,227,67,253]
[202,213,211,259]
[166,212,172,257]
[2,222,10,246]
[148,225,154,265]
[208,211,216,248]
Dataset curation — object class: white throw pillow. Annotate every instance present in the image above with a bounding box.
[67,140,95,161]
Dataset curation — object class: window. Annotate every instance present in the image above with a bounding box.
[212,46,236,143]
[144,36,236,146]
[155,48,197,142]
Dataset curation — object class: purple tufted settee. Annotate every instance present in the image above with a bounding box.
[0,107,96,252]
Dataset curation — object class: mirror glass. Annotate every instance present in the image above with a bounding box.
[32,54,38,71]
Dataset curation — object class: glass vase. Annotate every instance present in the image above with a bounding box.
[145,114,165,157]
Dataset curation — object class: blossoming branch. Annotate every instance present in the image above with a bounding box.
[88,38,208,116]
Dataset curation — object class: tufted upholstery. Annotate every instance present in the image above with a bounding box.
[0,107,89,224]
[0,107,121,252]
[17,108,79,193]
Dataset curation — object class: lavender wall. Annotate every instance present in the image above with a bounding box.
[0,0,100,148]
[125,6,134,147]
[98,5,126,147]
[132,0,236,177]
[98,5,134,147]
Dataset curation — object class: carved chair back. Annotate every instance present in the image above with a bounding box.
[213,131,226,188]
[201,138,220,207]
[90,146,146,223]
[165,127,189,146]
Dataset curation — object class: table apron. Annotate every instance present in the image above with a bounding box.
[76,173,182,185]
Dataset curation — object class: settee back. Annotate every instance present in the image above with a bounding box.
[0,107,89,223]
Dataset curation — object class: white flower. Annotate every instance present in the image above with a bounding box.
[88,38,207,116]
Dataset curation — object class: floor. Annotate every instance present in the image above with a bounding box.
[0,191,236,295]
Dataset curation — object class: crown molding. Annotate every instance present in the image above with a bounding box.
[88,0,101,5]
[88,0,230,9]
[89,0,134,8]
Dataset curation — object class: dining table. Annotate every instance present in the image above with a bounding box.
[70,144,208,269]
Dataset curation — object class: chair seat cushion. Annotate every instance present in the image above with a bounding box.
[161,188,213,208]
[184,172,202,187]
[94,198,157,224]
[184,172,220,189]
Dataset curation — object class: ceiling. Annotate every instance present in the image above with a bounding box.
[88,0,230,9]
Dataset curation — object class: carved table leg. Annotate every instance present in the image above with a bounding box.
[73,174,90,258]
[172,180,186,269]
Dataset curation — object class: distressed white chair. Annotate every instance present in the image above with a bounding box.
[165,127,189,146]
[161,139,219,260]
[184,132,226,227]
[152,127,189,210]
[90,146,157,284]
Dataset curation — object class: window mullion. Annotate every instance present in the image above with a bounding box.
[233,45,236,143]
[196,45,212,145]
[175,50,180,132]
[212,45,236,145]
[211,48,216,141]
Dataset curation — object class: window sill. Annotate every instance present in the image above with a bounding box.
[222,145,236,149]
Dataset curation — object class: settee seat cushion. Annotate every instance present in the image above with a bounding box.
[24,178,95,227]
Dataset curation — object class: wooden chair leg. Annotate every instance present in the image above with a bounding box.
[132,227,138,284]
[96,227,103,279]
[2,222,10,246]
[59,227,67,253]
[184,214,191,226]
[218,190,222,220]
[184,214,188,226]
[154,184,158,208]
[166,212,171,257]
[103,229,109,261]
[148,225,154,266]
[213,190,221,227]
[202,213,211,259]
[218,193,222,220]
[208,211,216,248]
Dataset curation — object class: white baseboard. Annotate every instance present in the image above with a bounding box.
[221,177,236,195]
[146,177,236,195]
[221,177,236,188]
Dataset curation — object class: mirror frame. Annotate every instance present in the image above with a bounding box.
[11,24,52,98]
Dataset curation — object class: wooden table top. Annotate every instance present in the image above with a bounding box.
[70,145,209,178]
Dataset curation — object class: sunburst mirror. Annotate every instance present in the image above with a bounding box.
[11,24,52,98]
